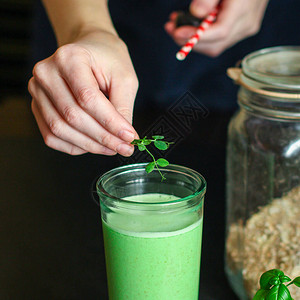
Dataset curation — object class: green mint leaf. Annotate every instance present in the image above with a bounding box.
[152,135,164,140]
[260,269,285,290]
[279,275,291,284]
[131,135,173,181]
[138,144,146,151]
[154,141,168,150]
[265,284,292,300]
[253,289,270,300]
[291,277,300,288]
[157,158,169,167]
[145,162,155,173]
[143,139,152,146]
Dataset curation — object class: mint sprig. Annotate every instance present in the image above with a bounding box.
[253,269,300,300]
[131,136,173,181]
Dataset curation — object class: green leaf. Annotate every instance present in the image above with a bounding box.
[260,270,285,289]
[292,277,300,288]
[138,144,146,151]
[253,289,271,300]
[265,284,292,300]
[279,275,291,284]
[270,278,280,286]
[154,141,168,150]
[132,135,173,181]
[145,162,155,173]
[143,139,152,146]
[157,158,169,167]
[152,135,164,140]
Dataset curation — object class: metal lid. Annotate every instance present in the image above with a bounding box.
[228,46,300,99]
[243,46,300,90]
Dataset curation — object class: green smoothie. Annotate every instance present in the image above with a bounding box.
[102,193,203,300]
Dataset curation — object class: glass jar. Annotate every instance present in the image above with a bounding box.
[225,46,300,300]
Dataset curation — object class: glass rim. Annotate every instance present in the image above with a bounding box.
[96,163,206,206]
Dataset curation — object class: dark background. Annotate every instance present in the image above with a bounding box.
[0,0,33,100]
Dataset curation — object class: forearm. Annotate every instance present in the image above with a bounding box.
[42,0,117,46]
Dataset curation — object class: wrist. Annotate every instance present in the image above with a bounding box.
[42,0,118,46]
[64,23,118,45]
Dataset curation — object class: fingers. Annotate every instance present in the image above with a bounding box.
[165,21,231,57]
[189,0,220,18]
[166,0,268,57]
[32,62,134,156]
[165,0,224,52]
[31,46,136,157]
[109,72,139,128]
[189,0,260,55]
[29,32,140,157]
[169,12,179,22]
[164,21,176,36]
[31,100,87,156]
[173,27,198,45]
[29,77,122,156]
[54,45,138,144]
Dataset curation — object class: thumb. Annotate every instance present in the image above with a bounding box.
[189,0,220,18]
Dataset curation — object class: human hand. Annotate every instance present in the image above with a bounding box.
[28,29,139,156]
[165,0,269,57]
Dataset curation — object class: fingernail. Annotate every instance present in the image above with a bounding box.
[116,143,134,157]
[104,148,117,156]
[119,130,135,142]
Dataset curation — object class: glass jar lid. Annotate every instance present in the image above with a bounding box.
[227,46,300,99]
[243,46,300,90]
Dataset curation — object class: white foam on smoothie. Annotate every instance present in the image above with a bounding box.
[123,193,180,203]
[104,193,202,238]
[104,218,202,238]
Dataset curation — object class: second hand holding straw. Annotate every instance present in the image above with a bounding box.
[176,6,220,61]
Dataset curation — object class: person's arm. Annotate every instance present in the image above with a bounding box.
[28,0,139,156]
[165,0,269,57]
[42,0,116,46]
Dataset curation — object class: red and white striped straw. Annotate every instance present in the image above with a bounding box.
[176,6,219,61]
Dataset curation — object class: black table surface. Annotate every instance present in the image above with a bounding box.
[0,103,239,300]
